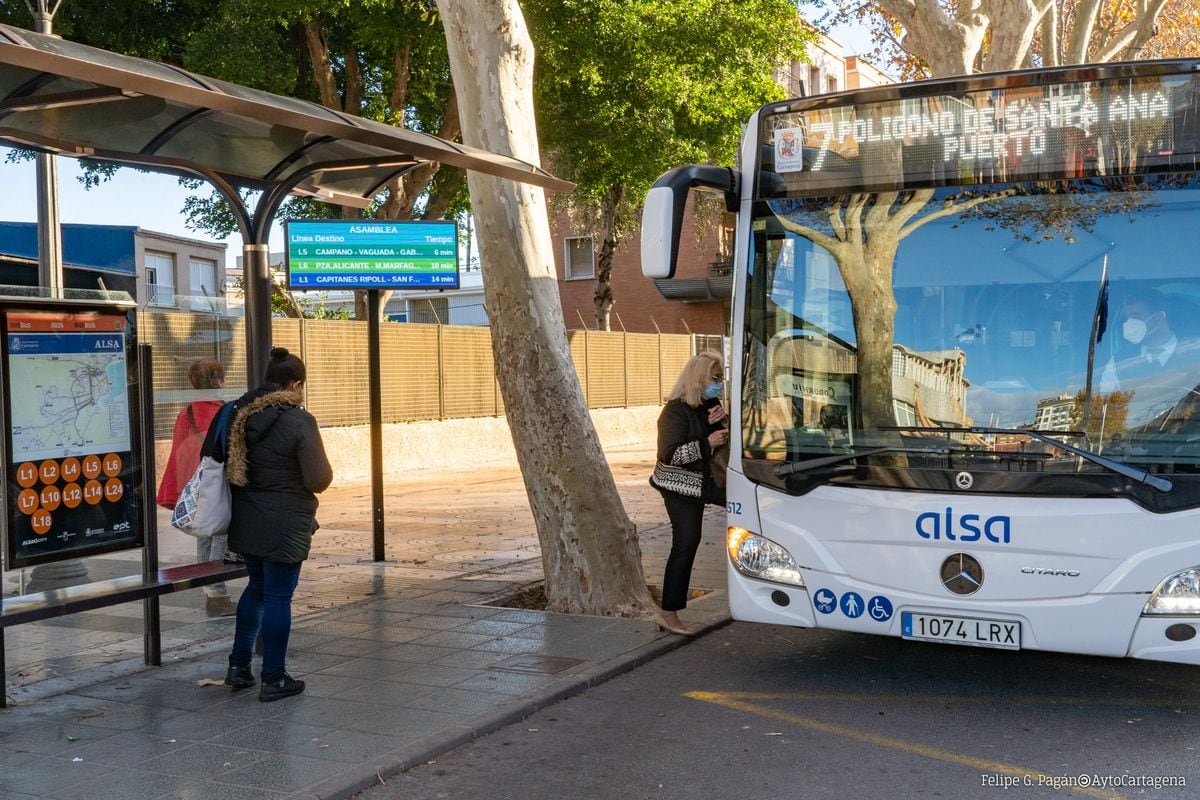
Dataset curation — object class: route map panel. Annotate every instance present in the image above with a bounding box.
[4,308,141,568]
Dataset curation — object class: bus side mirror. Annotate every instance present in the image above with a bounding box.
[641,165,738,279]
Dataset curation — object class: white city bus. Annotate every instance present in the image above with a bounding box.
[643,61,1200,664]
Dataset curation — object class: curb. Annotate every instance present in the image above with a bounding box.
[282,609,734,800]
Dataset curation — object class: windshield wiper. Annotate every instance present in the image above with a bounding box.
[881,425,1173,493]
[774,445,953,477]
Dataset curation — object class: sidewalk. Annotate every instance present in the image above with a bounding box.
[0,446,732,800]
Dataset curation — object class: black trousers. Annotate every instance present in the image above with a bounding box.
[660,491,706,612]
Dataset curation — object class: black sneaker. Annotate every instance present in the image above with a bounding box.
[259,671,305,702]
[224,661,255,690]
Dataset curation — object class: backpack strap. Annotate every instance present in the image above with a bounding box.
[199,400,237,462]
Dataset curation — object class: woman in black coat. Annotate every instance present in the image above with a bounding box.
[650,350,727,635]
[223,347,333,702]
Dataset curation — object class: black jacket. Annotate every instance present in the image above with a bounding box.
[224,387,333,563]
[656,397,725,505]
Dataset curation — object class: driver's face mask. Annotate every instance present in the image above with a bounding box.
[1123,311,1162,345]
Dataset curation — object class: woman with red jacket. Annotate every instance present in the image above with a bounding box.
[157,357,236,617]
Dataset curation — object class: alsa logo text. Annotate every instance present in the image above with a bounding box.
[916,507,1011,543]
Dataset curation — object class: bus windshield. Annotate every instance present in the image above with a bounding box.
[742,175,1200,502]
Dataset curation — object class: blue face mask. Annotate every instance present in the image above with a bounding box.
[702,380,723,401]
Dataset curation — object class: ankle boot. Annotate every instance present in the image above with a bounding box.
[259,671,305,702]
[224,660,255,690]
[206,596,237,618]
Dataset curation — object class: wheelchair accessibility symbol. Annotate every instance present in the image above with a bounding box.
[840,591,864,618]
[867,595,893,622]
[813,588,837,614]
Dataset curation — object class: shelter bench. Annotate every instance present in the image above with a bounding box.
[0,560,247,707]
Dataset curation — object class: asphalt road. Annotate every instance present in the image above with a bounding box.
[357,621,1199,800]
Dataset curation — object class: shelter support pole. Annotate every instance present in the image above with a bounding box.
[26,1,74,593]
[243,244,272,387]
[35,153,62,295]
[368,290,385,560]
[138,344,161,666]
[32,0,62,296]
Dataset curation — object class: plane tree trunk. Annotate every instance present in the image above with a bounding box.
[438,0,656,616]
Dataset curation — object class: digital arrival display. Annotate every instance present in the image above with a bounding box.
[286,220,459,290]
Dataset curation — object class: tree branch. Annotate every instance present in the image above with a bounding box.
[390,40,412,120]
[343,49,364,115]
[1040,1,1060,67]
[303,18,340,110]
[981,0,1054,71]
[888,188,936,229]
[1065,0,1105,62]
[899,188,1018,238]
[774,214,842,255]
[878,0,988,75]
[1096,0,1170,61]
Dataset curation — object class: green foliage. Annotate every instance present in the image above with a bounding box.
[525,0,812,212]
[182,2,298,94]
[0,0,214,62]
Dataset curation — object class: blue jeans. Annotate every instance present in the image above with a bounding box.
[229,557,302,678]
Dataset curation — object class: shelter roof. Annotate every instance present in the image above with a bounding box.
[0,24,571,207]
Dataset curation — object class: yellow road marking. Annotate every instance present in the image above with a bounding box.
[684,690,1199,708]
[685,691,1129,800]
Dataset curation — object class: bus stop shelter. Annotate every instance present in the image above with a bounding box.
[0,23,570,382]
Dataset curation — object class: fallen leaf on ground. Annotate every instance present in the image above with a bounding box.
[195,678,225,687]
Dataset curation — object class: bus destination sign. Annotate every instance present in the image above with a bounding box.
[286,220,459,290]
[763,72,1199,196]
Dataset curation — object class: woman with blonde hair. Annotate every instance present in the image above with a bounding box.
[649,350,728,635]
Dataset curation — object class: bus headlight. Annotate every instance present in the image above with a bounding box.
[727,527,805,587]
[1143,567,1200,615]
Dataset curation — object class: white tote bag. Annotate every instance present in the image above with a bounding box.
[171,455,231,538]
[170,400,235,538]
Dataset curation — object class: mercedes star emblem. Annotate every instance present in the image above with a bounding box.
[941,553,984,596]
[955,471,974,490]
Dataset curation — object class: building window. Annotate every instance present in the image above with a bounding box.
[145,251,175,307]
[189,258,218,311]
[564,236,595,280]
[809,65,821,95]
[409,296,448,325]
[827,76,838,93]
[894,400,917,427]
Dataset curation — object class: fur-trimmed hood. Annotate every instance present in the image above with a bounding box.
[225,388,304,487]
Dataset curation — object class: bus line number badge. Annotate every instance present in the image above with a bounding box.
[775,127,804,172]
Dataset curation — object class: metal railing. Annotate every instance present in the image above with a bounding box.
[145,282,176,307]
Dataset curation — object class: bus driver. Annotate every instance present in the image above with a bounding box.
[1100,289,1200,432]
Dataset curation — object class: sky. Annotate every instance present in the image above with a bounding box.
[0,149,280,266]
[0,16,879,268]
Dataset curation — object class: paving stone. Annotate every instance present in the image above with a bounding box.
[48,766,191,800]
[211,753,355,793]
[133,741,269,778]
